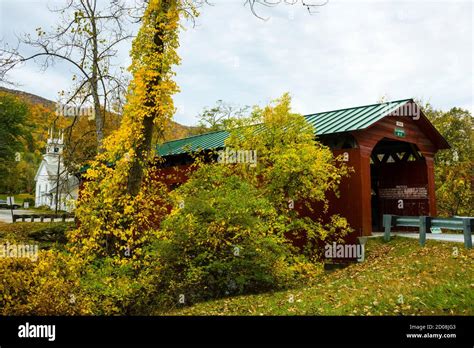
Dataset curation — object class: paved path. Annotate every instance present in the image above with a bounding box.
[371,232,471,244]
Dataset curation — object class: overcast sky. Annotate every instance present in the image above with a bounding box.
[0,0,472,126]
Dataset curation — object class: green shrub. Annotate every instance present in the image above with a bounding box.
[79,257,159,315]
[29,222,71,246]
[150,165,303,307]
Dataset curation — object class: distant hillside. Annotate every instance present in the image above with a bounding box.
[0,86,195,141]
[0,86,56,108]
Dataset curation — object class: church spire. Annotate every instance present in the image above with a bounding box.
[46,127,64,155]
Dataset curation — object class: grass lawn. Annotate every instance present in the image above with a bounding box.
[0,193,34,205]
[165,237,474,316]
[0,192,55,212]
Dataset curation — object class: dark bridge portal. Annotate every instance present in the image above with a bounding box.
[370,139,431,231]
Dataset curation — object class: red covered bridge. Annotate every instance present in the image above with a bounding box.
[156,99,449,239]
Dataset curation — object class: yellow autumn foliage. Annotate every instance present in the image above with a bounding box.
[71,0,195,261]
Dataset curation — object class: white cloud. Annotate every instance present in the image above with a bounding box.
[1,0,472,126]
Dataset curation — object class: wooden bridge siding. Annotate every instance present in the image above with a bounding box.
[152,163,194,187]
[313,148,366,241]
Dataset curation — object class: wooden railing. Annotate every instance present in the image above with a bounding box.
[12,213,75,223]
[383,214,473,249]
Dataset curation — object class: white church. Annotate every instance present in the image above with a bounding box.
[34,129,79,212]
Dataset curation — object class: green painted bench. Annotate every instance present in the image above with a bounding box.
[383,214,473,249]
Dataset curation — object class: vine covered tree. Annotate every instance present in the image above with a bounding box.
[70,0,187,258]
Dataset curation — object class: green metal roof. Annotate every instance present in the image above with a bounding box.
[158,129,230,156]
[158,99,413,157]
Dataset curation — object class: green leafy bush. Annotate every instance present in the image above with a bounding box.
[28,222,71,245]
[149,165,306,306]
[143,95,351,308]
[79,257,159,315]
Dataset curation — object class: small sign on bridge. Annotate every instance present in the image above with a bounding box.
[394,128,406,138]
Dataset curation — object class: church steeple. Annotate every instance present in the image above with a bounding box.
[46,127,64,155]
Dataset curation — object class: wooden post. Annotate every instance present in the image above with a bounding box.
[463,218,472,249]
[419,216,431,247]
[359,148,373,236]
[424,156,437,216]
[8,196,14,224]
[383,214,392,242]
